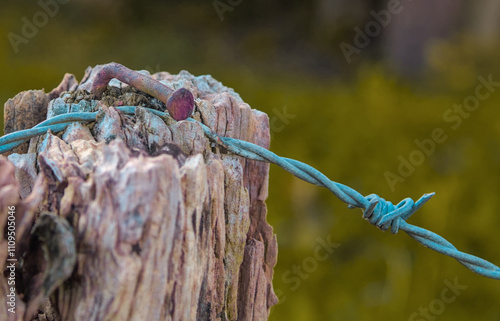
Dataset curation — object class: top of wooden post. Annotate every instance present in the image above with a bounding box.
[1,64,278,321]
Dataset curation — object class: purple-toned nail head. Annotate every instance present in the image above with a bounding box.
[166,88,195,121]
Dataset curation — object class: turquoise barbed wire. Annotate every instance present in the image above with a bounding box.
[1,106,499,280]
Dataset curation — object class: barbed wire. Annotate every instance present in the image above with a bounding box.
[1,106,499,280]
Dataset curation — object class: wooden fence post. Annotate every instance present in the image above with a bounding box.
[0,65,278,321]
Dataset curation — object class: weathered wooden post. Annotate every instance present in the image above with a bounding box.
[0,64,278,321]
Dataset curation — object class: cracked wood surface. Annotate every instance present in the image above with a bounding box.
[1,65,278,321]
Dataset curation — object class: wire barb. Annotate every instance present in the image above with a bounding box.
[1,106,499,280]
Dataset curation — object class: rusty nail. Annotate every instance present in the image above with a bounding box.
[91,62,194,121]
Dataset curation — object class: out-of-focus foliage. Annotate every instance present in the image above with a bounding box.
[264,62,500,321]
[1,1,500,320]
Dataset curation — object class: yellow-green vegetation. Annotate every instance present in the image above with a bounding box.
[254,66,500,321]
[1,4,500,317]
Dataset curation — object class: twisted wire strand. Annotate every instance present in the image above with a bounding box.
[1,106,499,279]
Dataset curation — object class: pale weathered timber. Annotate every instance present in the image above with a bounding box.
[0,65,278,321]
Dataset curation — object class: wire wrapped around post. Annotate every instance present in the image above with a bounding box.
[1,106,499,280]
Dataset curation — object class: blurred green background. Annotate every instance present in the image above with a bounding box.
[1,0,500,320]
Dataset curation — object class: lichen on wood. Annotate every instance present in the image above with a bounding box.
[1,65,278,321]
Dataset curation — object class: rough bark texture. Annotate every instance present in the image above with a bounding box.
[1,66,278,321]
[3,90,50,154]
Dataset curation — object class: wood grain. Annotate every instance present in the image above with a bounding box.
[1,67,278,321]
